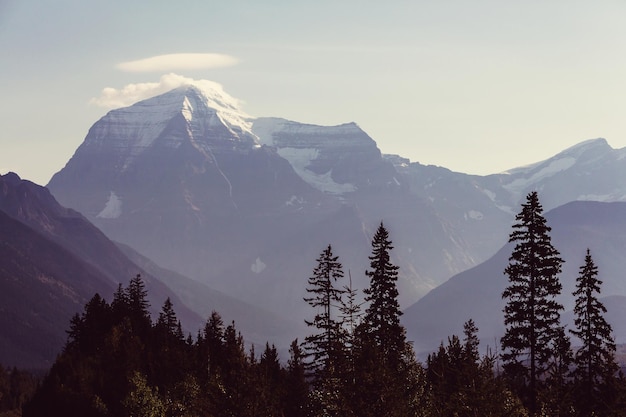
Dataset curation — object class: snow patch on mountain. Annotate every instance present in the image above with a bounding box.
[465,210,484,220]
[181,96,193,122]
[276,148,356,194]
[97,192,122,219]
[503,157,576,193]
[286,195,304,206]
[251,257,266,274]
[250,118,283,146]
[577,193,626,202]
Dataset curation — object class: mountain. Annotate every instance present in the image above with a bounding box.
[46,81,626,341]
[0,207,119,368]
[386,137,626,270]
[47,83,478,324]
[0,171,203,327]
[1,172,301,361]
[403,200,626,357]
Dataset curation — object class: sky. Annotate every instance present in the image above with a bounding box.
[2,1,626,185]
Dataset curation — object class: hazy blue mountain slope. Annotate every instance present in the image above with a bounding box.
[403,201,626,357]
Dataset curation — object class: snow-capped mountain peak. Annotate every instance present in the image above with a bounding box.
[134,83,255,138]
[67,82,261,173]
[167,83,255,136]
[500,138,615,192]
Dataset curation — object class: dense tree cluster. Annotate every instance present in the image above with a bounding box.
[22,275,309,417]
[10,200,626,416]
[501,192,626,416]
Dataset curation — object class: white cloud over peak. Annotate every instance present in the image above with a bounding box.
[90,73,230,109]
[116,53,238,72]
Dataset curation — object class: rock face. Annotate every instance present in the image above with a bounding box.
[47,81,626,338]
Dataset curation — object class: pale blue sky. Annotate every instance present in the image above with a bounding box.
[2,0,626,185]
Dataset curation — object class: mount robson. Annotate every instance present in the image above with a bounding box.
[5,80,626,367]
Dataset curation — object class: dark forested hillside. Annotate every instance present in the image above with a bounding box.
[22,227,535,417]
[0,209,116,368]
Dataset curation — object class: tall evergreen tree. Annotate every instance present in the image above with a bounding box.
[303,244,348,417]
[126,274,152,337]
[570,249,619,416]
[156,297,178,335]
[352,222,422,417]
[303,244,346,381]
[284,339,308,417]
[362,222,404,362]
[501,191,564,415]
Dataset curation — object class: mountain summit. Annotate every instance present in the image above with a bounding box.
[66,83,257,174]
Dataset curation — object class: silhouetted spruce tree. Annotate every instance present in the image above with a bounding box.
[284,339,308,417]
[156,297,178,335]
[127,274,151,336]
[570,249,619,416]
[352,222,422,417]
[501,191,564,415]
[362,223,404,363]
[303,245,346,385]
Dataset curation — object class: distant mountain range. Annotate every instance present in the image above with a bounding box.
[6,80,626,366]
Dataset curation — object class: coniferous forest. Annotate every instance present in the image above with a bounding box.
[3,193,626,416]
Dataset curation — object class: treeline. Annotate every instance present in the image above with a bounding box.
[16,194,626,416]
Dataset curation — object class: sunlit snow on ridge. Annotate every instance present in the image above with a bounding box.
[276,147,356,195]
[503,157,576,193]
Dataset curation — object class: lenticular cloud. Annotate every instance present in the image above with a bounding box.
[89,73,230,109]
[116,53,238,72]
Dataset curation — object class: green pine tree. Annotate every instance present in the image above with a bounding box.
[501,191,564,415]
[570,249,619,416]
[362,222,404,363]
[352,222,423,417]
[303,245,346,383]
